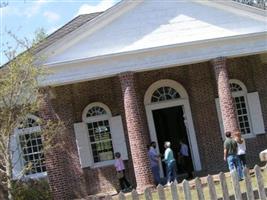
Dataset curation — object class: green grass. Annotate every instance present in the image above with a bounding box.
[115,168,267,200]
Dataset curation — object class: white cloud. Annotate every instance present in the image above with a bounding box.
[24,0,48,18]
[76,0,116,16]
[43,11,60,22]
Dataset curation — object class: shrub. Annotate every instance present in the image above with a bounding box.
[13,179,52,200]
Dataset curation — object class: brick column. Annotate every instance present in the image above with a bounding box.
[119,72,153,193]
[212,57,239,133]
[39,88,72,200]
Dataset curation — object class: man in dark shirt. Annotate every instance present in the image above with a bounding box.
[148,141,161,185]
[223,131,243,180]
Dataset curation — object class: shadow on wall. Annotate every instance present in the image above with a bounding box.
[83,166,119,195]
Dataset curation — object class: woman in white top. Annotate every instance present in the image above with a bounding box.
[234,131,246,167]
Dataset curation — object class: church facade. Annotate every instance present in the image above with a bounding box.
[15,1,267,199]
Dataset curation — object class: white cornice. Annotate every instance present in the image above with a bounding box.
[37,0,266,60]
[199,0,267,21]
[39,32,267,87]
[37,0,143,59]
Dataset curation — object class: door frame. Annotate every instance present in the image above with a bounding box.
[145,99,202,171]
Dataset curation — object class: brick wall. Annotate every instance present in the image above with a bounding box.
[47,55,267,198]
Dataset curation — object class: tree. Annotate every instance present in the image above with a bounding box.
[0,31,63,200]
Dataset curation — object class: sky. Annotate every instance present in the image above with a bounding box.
[0,0,121,65]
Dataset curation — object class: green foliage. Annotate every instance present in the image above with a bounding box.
[13,179,52,200]
[1,30,64,200]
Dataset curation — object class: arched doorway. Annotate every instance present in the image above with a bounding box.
[144,79,201,176]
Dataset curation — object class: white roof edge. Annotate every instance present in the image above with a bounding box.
[219,0,267,16]
[43,31,267,68]
[37,0,143,58]
[38,0,266,58]
[199,0,267,21]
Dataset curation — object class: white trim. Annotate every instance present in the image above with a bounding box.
[37,0,266,59]
[229,79,248,93]
[216,80,263,138]
[197,0,267,21]
[145,80,201,172]
[82,102,112,122]
[12,115,46,180]
[36,0,143,59]
[230,79,254,137]
[247,92,266,135]
[23,172,47,180]
[39,32,267,87]
[43,32,267,68]
[144,79,188,105]
[90,159,115,168]
[81,102,116,167]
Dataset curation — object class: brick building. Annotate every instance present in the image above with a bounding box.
[10,0,267,199]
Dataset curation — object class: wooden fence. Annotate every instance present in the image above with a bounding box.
[89,165,267,200]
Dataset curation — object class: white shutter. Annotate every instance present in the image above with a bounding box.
[74,122,93,168]
[10,133,23,179]
[247,92,265,135]
[215,98,225,139]
[110,116,128,160]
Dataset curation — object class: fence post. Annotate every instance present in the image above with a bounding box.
[243,167,255,200]
[183,180,192,200]
[207,175,217,200]
[118,192,126,200]
[219,172,230,200]
[195,177,205,200]
[144,187,153,200]
[254,165,267,200]
[131,189,139,200]
[170,181,179,200]
[230,170,242,200]
[157,185,166,200]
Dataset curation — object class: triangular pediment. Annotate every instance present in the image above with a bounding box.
[43,0,267,65]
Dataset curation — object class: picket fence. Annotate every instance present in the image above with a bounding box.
[88,165,267,200]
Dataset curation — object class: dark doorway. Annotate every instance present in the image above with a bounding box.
[152,106,194,176]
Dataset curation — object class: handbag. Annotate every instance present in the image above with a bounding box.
[116,171,124,179]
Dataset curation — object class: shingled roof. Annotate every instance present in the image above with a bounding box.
[34,12,103,54]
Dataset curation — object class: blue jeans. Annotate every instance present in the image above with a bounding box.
[227,155,243,179]
[166,160,176,183]
[151,165,161,185]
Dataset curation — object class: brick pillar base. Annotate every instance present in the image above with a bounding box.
[39,88,72,200]
[119,72,153,193]
[212,57,239,133]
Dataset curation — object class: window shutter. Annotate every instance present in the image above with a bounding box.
[215,98,225,139]
[247,92,265,135]
[74,122,93,168]
[10,133,23,179]
[110,116,128,160]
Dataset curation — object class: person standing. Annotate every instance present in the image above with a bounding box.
[114,152,132,192]
[163,141,176,186]
[148,141,161,185]
[223,131,243,180]
[234,131,247,167]
[179,140,193,179]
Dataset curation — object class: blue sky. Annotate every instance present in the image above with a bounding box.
[0,0,121,65]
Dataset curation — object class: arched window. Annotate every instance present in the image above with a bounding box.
[230,80,251,135]
[151,86,180,102]
[144,79,188,105]
[82,103,114,163]
[216,79,265,138]
[13,115,46,179]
